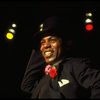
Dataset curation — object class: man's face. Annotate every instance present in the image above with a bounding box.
[40,35,62,64]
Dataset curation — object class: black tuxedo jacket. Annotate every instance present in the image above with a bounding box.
[21,50,100,99]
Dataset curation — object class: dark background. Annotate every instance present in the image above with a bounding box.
[0,1,100,98]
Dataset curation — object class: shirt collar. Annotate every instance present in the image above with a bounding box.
[53,59,63,66]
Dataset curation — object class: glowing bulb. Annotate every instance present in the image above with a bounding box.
[12,23,16,28]
[40,28,43,31]
[85,24,93,31]
[85,18,93,23]
[40,24,43,28]
[86,12,92,17]
[6,32,14,40]
[9,28,15,33]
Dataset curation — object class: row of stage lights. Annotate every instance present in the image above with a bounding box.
[85,12,93,31]
[5,12,93,41]
[6,23,16,40]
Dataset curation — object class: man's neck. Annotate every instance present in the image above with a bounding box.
[48,59,62,66]
[54,59,62,66]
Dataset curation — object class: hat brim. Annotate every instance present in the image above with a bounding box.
[33,30,73,50]
[32,28,66,49]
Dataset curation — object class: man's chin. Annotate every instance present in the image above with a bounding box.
[45,57,56,64]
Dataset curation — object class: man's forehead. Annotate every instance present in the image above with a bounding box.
[41,35,58,40]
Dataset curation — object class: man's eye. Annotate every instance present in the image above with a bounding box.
[41,40,44,43]
[40,41,45,45]
[50,39,56,43]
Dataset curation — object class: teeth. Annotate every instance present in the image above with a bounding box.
[44,51,52,56]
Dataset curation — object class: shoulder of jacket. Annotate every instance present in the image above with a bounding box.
[61,57,90,66]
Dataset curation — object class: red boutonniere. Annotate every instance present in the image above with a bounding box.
[45,65,57,79]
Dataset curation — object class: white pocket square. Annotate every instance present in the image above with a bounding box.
[58,79,70,87]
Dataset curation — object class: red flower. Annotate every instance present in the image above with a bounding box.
[49,67,57,79]
[45,65,57,79]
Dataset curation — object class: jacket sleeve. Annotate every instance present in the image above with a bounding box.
[21,49,46,94]
[71,58,100,98]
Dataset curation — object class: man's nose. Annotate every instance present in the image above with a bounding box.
[44,41,51,48]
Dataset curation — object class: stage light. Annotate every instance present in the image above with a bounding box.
[85,18,92,23]
[8,28,15,33]
[85,12,93,31]
[86,12,92,17]
[6,32,14,40]
[85,24,93,31]
[12,23,16,28]
[5,22,17,41]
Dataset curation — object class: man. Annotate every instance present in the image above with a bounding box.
[21,16,100,98]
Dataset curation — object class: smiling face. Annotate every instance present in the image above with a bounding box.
[40,35,62,64]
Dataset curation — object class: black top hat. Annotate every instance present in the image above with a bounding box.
[33,15,78,49]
